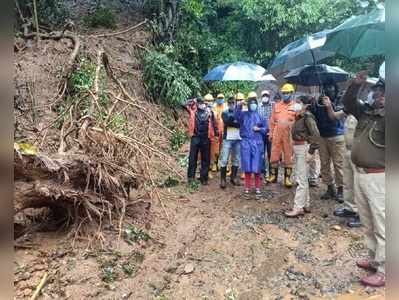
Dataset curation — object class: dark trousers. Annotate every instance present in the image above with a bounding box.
[261,135,272,174]
[187,136,210,181]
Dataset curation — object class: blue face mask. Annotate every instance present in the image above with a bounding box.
[216,98,224,105]
[283,94,291,102]
[249,103,258,111]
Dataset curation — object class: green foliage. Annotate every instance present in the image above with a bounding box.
[17,0,69,28]
[187,180,200,193]
[83,7,117,29]
[162,176,180,188]
[143,50,200,107]
[202,81,256,99]
[123,225,151,245]
[170,129,187,152]
[70,57,96,93]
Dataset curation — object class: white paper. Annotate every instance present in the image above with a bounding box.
[226,127,241,140]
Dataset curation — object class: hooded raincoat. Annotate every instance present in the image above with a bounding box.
[235,103,268,173]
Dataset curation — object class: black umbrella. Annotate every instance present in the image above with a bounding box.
[284,64,349,86]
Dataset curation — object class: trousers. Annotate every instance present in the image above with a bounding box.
[187,136,210,180]
[343,149,357,212]
[354,168,385,274]
[319,135,345,187]
[219,139,240,168]
[293,144,310,209]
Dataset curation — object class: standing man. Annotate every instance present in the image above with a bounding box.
[258,90,273,178]
[186,97,218,186]
[210,93,226,172]
[333,114,362,227]
[285,96,320,217]
[219,97,241,189]
[343,71,385,287]
[310,83,345,202]
[267,83,297,188]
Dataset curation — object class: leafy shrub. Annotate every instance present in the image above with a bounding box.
[143,51,200,107]
[17,0,69,29]
[83,7,117,29]
[170,129,187,152]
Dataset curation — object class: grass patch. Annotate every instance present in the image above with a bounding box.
[123,225,151,245]
[83,7,117,29]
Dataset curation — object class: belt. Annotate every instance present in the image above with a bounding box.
[293,140,305,145]
[357,167,385,174]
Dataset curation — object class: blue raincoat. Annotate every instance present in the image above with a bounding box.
[235,104,268,173]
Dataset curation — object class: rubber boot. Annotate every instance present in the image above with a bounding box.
[266,167,278,183]
[230,166,241,186]
[284,167,294,188]
[320,184,337,200]
[336,186,344,203]
[220,167,227,189]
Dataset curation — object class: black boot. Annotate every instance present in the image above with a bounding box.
[320,184,337,200]
[230,166,241,186]
[220,167,227,189]
[347,215,362,228]
[336,186,344,203]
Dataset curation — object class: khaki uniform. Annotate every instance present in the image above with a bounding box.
[291,112,320,209]
[343,82,385,274]
[319,135,345,186]
[343,115,358,212]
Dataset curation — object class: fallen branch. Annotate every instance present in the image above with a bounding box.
[30,272,48,300]
[90,19,148,38]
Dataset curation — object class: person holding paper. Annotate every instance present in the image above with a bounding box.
[219,96,241,189]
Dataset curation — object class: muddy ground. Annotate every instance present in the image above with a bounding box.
[14,174,385,300]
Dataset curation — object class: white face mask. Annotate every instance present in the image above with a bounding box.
[292,103,303,112]
[261,96,270,103]
[366,91,375,105]
[198,103,207,110]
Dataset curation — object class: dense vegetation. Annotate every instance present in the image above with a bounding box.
[144,0,384,106]
[14,0,384,107]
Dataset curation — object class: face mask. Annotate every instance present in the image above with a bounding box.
[228,104,235,111]
[292,103,303,112]
[283,94,291,102]
[216,99,224,105]
[249,103,258,111]
[198,103,206,110]
[261,96,270,103]
[366,91,375,105]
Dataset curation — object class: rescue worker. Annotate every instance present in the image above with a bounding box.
[219,96,241,189]
[285,96,320,217]
[210,93,226,172]
[258,90,274,178]
[267,83,297,187]
[185,97,218,186]
[343,71,385,287]
[235,92,267,195]
[310,83,345,202]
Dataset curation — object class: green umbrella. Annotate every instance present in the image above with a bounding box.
[323,7,385,58]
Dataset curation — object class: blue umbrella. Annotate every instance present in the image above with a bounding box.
[284,64,349,86]
[268,30,335,76]
[203,62,266,81]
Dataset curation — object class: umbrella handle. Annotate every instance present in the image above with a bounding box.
[310,49,323,87]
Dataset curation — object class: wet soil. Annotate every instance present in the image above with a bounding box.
[14,176,385,300]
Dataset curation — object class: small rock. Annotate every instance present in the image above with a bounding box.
[332,225,342,231]
[184,263,195,274]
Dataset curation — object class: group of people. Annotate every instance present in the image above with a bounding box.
[184,71,385,287]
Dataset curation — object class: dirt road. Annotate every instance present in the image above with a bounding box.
[15,176,385,299]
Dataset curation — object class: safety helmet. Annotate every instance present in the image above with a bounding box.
[261,90,270,96]
[247,91,257,99]
[280,83,295,93]
[217,93,225,99]
[235,92,245,101]
[204,93,214,101]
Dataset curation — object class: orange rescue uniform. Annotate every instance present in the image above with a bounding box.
[269,101,297,168]
[210,103,226,164]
